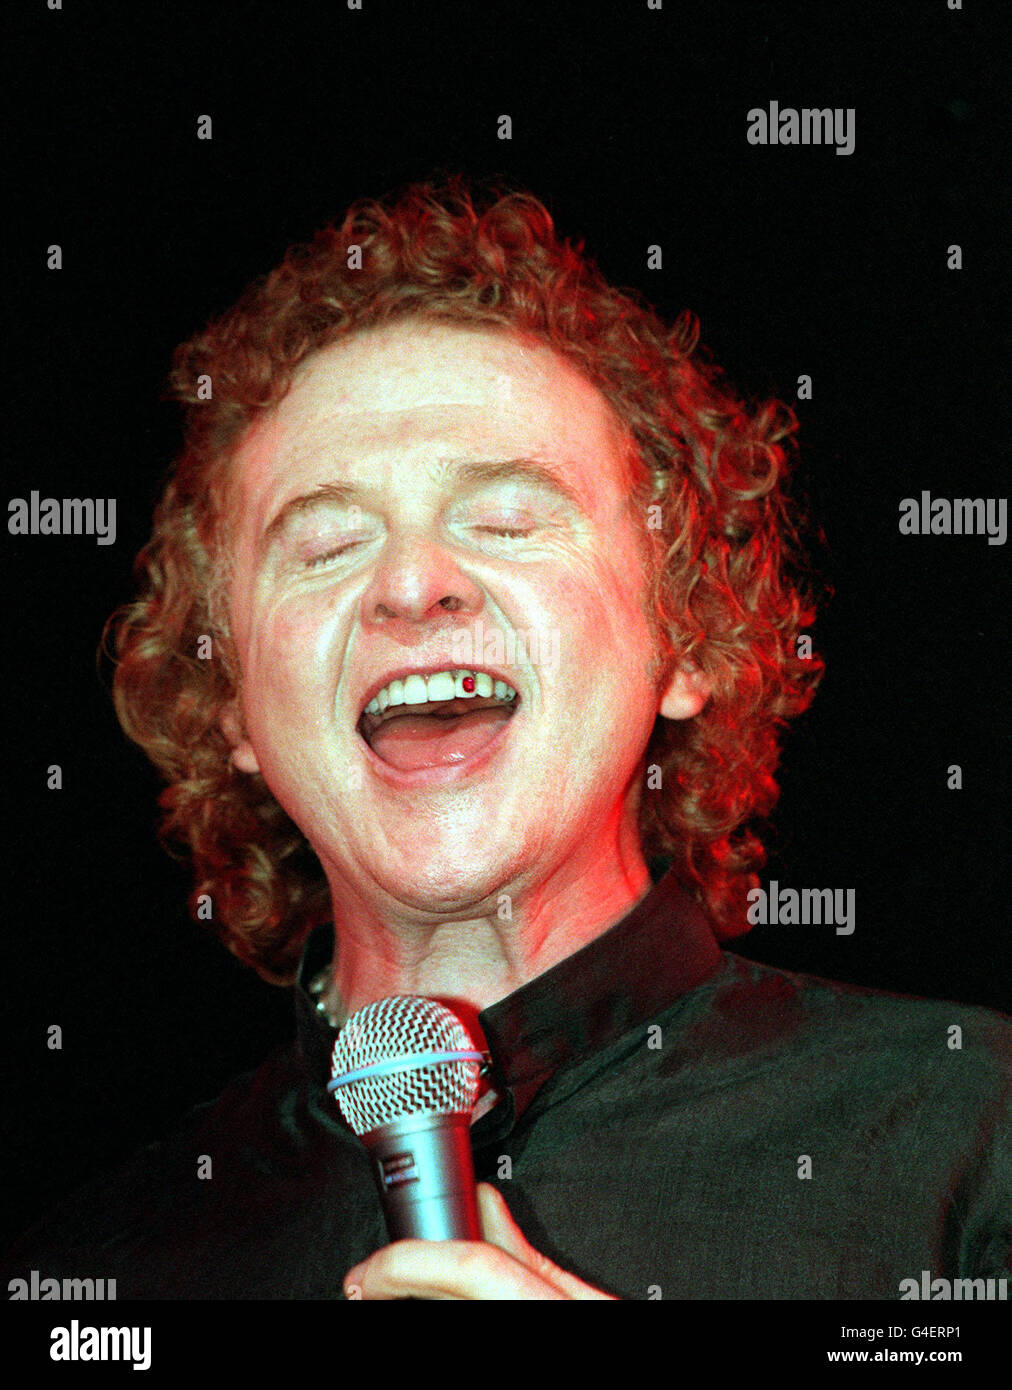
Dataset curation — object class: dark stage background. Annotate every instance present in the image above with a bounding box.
[4,0,1008,1254]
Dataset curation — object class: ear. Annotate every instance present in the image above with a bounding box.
[219,700,261,774]
[658,660,712,721]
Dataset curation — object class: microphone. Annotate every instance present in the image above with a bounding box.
[328,995,486,1241]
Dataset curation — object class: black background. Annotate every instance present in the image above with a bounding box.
[4,0,1008,1248]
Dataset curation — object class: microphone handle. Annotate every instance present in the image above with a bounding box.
[363,1111,481,1241]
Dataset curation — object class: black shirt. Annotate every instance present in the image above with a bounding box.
[6,871,1010,1299]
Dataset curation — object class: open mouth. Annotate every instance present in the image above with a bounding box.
[356,674,520,775]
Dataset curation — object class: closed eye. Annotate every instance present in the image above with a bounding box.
[304,525,534,569]
[304,543,361,568]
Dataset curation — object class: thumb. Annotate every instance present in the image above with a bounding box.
[476,1182,537,1263]
[475,1183,618,1300]
[476,1183,578,1290]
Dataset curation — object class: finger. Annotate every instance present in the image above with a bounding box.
[345,1237,567,1301]
[475,1185,616,1300]
[475,1183,537,1262]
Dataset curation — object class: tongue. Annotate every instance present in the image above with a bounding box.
[367,707,513,772]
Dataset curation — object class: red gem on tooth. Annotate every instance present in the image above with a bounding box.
[462,676,476,692]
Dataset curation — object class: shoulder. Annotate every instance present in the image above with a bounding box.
[692,951,1009,1104]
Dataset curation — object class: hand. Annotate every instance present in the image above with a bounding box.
[343,1183,616,1300]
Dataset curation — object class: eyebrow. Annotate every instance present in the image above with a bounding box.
[258,456,585,556]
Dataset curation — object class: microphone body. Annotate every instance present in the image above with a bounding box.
[362,1111,481,1240]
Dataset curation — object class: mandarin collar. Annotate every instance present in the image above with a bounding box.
[296,868,722,1136]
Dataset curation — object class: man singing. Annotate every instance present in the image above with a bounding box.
[9,180,1008,1299]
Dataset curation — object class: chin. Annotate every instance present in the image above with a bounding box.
[378,851,520,916]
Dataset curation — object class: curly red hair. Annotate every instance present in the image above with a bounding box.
[105,177,825,983]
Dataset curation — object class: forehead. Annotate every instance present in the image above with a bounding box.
[228,320,633,509]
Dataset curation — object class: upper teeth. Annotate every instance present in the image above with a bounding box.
[363,669,517,716]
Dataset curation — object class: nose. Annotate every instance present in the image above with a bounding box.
[358,529,485,633]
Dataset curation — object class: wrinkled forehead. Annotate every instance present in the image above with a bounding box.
[224,320,642,519]
[287,320,537,414]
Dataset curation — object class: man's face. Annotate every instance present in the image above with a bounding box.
[222,320,687,914]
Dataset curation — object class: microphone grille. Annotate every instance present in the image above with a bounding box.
[329,994,482,1136]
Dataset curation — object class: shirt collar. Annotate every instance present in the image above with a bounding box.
[296,867,722,1136]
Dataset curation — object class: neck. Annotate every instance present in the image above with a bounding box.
[325,840,654,1025]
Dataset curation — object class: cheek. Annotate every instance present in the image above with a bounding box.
[242,594,341,712]
[525,553,653,674]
